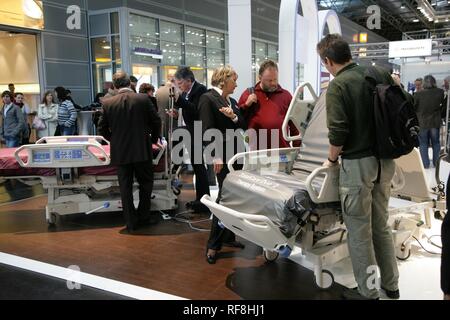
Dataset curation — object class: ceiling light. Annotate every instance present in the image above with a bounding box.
[413,19,419,22]
[401,2,405,9]
[102,46,111,49]
[22,0,43,20]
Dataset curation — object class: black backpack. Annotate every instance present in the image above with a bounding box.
[365,67,420,159]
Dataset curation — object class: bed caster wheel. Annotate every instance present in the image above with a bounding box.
[278,245,292,258]
[172,186,181,196]
[435,211,444,221]
[396,247,411,261]
[47,213,57,228]
[263,250,279,262]
[315,270,334,290]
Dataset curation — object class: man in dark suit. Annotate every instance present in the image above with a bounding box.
[172,67,210,212]
[98,71,162,232]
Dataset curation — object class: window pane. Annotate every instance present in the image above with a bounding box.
[161,41,183,65]
[206,30,224,49]
[207,48,224,69]
[113,62,122,73]
[110,12,119,34]
[89,14,109,36]
[160,21,182,43]
[112,35,121,62]
[186,45,205,67]
[92,63,112,95]
[129,13,159,39]
[132,64,159,89]
[192,69,206,86]
[186,26,205,46]
[91,37,111,63]
[254,41,267,57]
[268,44,278,61]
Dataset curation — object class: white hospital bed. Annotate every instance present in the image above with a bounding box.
[1,135,178,226]
[201,82,445,289]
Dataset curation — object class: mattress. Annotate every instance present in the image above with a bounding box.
[219,170,316,238]
[0,144,166,176]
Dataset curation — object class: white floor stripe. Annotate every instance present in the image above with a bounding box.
[0,252,187,300]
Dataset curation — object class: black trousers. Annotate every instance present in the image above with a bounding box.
[442,174,450,294]
[185,128,210,202]
[207,164,242,251]
[118,160,154,228]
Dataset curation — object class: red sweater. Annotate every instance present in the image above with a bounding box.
[238,82,300,150]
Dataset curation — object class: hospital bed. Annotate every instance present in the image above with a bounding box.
[201,83,446,289]
[0,135,178,226]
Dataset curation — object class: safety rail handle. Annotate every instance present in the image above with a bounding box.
[227,147,300,172]
[305,166,340,204]
[35,135,110,146]
[201,195,275,224]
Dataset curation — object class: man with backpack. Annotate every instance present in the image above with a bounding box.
[317,34,403,300]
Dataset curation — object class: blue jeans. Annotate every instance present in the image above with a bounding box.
[418,128,440,168]
[61,125,76,136]
[4,137,20,148]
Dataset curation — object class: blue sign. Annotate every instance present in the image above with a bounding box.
[134,47,163,59]
[54,149,83,161]
[32,151,51,163]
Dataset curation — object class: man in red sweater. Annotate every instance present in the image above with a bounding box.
[238,60,299,150]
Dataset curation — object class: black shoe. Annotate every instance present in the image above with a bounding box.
[206,250,217,264]
[223,241,245,249]
[186,200,210,213]
[139,214,160,227]
[381,287,400,299]
[342,288,379,300]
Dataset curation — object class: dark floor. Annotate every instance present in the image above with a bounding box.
[0,263,132,300]
[0,175,346,300]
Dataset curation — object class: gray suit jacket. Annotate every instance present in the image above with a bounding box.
[0,104,25,140]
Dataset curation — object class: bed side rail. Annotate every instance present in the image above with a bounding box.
[14,142,110,168]
[282,82,318,142]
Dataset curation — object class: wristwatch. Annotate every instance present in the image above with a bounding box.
[328,157,338,163]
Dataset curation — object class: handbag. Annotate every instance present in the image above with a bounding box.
[32,117,46,130]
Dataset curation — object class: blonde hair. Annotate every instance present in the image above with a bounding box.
[211,65,237,89]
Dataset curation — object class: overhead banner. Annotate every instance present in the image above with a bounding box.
[389,39,432,58]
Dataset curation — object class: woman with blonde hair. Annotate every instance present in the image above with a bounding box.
[198,65,247,264]
[36,91,59,138]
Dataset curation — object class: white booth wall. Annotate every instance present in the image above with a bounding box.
[401,57,450,89]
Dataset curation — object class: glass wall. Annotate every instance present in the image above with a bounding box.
[128,12,227,88]
[89,10,279,95]
[90,12,121,96]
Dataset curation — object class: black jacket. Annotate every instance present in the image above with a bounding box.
[414,87,445,129]
[198,89,246,162]
[174,81,207,129]
[98,89,161,165]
